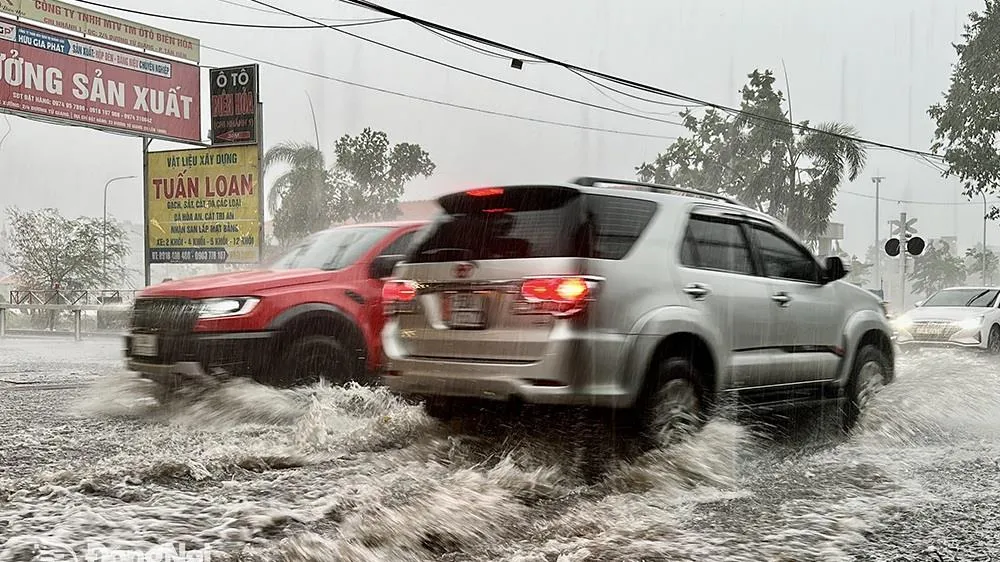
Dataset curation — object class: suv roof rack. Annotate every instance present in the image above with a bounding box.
[569,176,741,206]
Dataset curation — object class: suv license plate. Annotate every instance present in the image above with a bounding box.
[447,293,486,328]
[132,334,158,356]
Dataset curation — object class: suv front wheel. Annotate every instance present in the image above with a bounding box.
[840,344,889,433]
[275,334,359,388]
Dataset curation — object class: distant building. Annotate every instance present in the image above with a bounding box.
[816,222,844,257]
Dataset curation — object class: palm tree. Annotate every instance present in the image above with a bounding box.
[788,123,867,240]
[263,142,332,247]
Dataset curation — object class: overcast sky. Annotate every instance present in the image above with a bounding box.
[0,0,991,257]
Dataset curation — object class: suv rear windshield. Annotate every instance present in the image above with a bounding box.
[269,226,393,271]
[408,186,657,262]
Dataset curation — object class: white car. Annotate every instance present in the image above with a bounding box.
[892,286,1000,353]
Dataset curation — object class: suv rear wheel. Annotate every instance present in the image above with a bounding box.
[275,335,359,388]
[840,344,889,433]
[638,357,706,446]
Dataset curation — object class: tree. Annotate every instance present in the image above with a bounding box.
[330,127,436,224]
[908,240,967,297]
[1,207,130,290]
[263,142,333,246]
[637,69,867,241]
[928,0,1000,214]
[263,128,435,246]
[964,244,999,284]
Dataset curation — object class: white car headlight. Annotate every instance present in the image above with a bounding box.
[956,316,984,331]
[891,316,913,331]
[197,297,260,319]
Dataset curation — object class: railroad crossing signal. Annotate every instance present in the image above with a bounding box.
[885,214,925,257]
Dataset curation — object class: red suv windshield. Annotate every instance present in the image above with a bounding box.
[269,227,393,271]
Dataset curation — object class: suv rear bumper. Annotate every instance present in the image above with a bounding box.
[124,331,278,385]
[381,355,631,409]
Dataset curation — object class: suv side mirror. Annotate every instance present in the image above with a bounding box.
[369,254,405,279]
[823,256,848,283]
[914,300,924,308]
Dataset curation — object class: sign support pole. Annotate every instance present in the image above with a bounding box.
[142,137,152,287]
[258,101,265,262]
[898,211,907,311]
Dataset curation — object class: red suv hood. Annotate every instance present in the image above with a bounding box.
[140,269,336,298]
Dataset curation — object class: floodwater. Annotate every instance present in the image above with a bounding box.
[0,338,998,561]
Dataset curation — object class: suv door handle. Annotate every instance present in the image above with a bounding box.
[771,291,792,307]
[683,283,711,300]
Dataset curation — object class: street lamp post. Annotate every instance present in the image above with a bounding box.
[103,175,137,287]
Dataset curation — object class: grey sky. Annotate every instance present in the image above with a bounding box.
[0,0,990,258]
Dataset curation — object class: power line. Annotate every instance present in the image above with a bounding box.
[200,44,679,141]
[213,0,389,23]
[334,0,944,160]
[241,0,688,129]
[73,0,397,29]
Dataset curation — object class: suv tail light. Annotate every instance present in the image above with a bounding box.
[383,280,418,315]
[515,276,599,317]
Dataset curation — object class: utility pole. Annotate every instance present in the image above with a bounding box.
[982,191,988,284]
[871,175,884,292]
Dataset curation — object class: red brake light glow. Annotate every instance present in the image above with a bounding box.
[382,280,418,302]
[521,277,590,303]
[466,187,504,197]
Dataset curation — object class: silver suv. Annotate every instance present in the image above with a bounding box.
[380,177,894,436]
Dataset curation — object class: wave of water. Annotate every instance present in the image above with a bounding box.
[2,347,999,561]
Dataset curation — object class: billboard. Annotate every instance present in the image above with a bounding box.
[145,145,262,265]
[210,64,258,145]
[0,19,201,142]
[0,0,199,63]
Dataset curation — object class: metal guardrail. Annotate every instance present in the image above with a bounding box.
[7,289,140,306]
[0,302,131,341]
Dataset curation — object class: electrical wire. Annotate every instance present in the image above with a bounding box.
[415,23,546,65]
[241,0,688,129]
[333,0,944,159]
[214,0,391,23]
[72,0,397,29]
[200,44,678,141]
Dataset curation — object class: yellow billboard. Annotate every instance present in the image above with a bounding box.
[145,145,261,264]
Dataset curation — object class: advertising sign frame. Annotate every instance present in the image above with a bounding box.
[0,0,200,63]
[144,144,263,266]
[0,18,202,143]
[209,63,258,146]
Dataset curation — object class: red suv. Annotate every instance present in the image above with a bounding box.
[124,221,427,395]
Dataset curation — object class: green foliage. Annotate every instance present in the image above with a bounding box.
[331,128,436,224]
[264,128,435,246]
[263,142,332,246]
[964,244,999,284]
[1,207,130,289]
[908,240,967,297]
[929,0,1000,214]
[637,69,867,240]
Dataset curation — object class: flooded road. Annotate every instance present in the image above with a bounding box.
[0,337,998,561]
